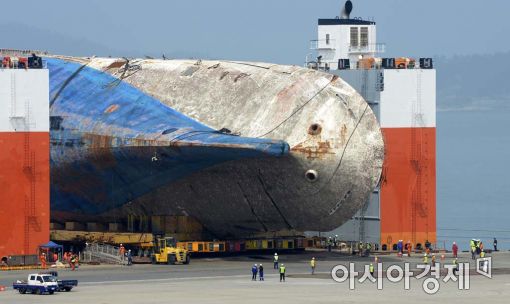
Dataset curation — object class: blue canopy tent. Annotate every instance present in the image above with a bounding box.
[40,241,63,250]
[39,241,63,263]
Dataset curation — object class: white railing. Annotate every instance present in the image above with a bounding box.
[0,48,49,56]
[88,243,120,255]
[306,61,338,71]
[304,52,338,71]
[310,39,336,50]
[348,43,386,53]
[81,243,126,265]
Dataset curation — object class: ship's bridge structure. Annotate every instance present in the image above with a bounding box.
[308,0,384,72]
[307,0,436,250]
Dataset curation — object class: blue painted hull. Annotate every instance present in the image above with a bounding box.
[45,56,385,238]
[48,58,289,220]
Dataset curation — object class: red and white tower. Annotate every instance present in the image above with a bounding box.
[0,53,50,260]
[308,1,436,249]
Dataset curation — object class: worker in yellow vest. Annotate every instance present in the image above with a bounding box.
[369,263,375,276]
[470,240,476,260]
[453,258,459,275]
[279,263,286,282]
[273,253,279,269]
[423,253,429,265]
[310,257,316,275]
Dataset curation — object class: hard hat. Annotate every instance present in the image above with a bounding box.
[312,257,315,259]
[260,264,262,266]
[274,253,278,255]
[254,263,257,266]
[453,241,456,244]
[282,263,284,265]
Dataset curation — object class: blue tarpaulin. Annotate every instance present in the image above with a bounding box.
[40,241,63,249]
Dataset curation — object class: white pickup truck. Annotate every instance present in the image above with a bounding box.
[13,273,58,295]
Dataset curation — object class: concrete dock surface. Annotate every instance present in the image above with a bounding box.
[1,251,509,303]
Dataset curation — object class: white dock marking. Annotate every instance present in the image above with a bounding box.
[78,272,332,286]
[79,274,276,285]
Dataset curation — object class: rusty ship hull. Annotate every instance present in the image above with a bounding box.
[47,56,384,238]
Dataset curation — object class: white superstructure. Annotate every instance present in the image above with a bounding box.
[308,0,384,71]
[306,1,436,249]
[0,69,49,132]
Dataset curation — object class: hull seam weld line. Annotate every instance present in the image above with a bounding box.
[237,182,268,232]
[256,171,293,230]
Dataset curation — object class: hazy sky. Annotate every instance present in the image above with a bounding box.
[2,0,509,64]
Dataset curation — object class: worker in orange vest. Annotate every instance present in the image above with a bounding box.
[452,242,458,258]
[40,253,47,268]
[406,241,412,257]
[119,244,125,260]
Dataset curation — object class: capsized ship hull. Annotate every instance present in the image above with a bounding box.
[48,56,384,238]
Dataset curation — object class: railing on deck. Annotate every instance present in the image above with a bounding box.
[348,43,386,53]
[81,243,126,265]
[310,39,337,50]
